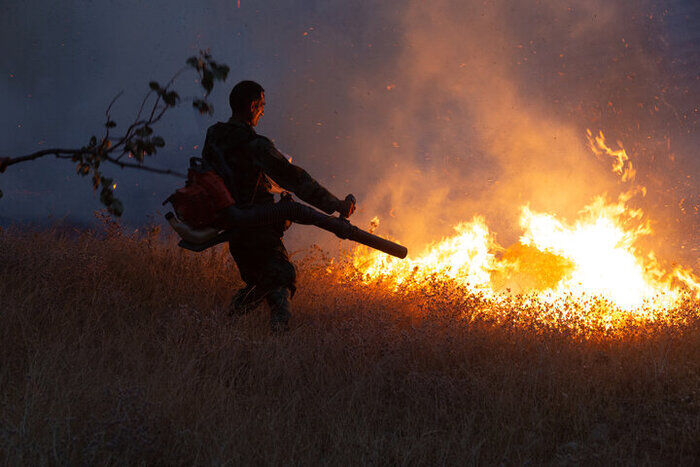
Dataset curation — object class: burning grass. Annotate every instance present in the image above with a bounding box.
[1,224,698,464]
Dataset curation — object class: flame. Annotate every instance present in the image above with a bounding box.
[352,196,695,313]
[673,267,700,298]
[516,193,675,309]
[353,217,497,291]
[348,133,698,326]
[586,129,636,182]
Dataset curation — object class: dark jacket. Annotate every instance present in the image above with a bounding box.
[201,118,340,214]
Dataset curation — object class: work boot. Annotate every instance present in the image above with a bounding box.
[267,286,291,333]
[229,285,263,316]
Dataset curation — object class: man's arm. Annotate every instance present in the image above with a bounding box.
[247,136,341,215]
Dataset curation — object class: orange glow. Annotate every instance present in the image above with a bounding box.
[347,132,698,330]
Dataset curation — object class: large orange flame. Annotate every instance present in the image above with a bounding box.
[349,132,698,324]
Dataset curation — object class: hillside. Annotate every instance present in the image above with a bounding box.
[0,225,698,464]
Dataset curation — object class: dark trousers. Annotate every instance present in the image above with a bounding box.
[227,225,296,325]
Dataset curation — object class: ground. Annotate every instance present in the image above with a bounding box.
[0,223,698,464]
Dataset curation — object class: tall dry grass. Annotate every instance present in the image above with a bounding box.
[0,222,698,464]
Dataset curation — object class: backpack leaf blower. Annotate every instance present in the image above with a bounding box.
[163,158,408,259]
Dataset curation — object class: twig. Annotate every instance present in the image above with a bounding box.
[105,90,124,118]
[103,155,185,177]
[134,90,154,125]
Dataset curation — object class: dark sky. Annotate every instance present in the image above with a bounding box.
[1,0,698,264]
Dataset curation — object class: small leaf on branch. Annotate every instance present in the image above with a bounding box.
[153,136,165,148]
[0,189,3,199]
[93,172,101,191]
[149,81,161,91]
[132,140,144,153]
[135,126,153,137]
[201,69,214,93]
[163,91,179,106]
[77,163,90,175]
[99,184,113,203]
[210,62,230,81]
[192,99,212,115]
[105,120,117,128]
[186,56,199,69]
[89,136,97,147]
[109,199,124,216]
[98,176,123,216]
[0,157,9,173]
[144,142,156,156]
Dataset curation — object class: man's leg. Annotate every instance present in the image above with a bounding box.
[228,240,267,316]
[229,284,265,316]
[228,226,296,331]
[267,286,291,333]
[258,242,296,332]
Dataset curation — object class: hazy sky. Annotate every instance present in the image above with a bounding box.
[1,0,697,263]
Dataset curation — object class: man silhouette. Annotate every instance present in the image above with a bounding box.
[201,80,355,333]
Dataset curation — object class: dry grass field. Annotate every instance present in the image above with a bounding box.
[1,222,698,465]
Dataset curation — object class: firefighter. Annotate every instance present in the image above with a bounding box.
[201,80,356,333]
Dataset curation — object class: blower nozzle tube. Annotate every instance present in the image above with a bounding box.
[167,199,408,259]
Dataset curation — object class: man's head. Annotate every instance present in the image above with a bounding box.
[229,80,265,127]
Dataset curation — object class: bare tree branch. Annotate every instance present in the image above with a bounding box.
[1,149,83,172]
[103,154,186,177]
[1,148,184,178]
[1,50,228,214]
